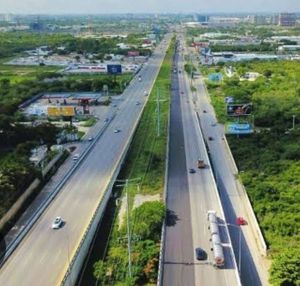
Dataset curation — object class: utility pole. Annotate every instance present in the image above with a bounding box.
[292,115,296,130]
[116,178,140,279]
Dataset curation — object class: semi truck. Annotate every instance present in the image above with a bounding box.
[207,210,225,267]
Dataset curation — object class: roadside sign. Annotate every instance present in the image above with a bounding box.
[107,64,122,75]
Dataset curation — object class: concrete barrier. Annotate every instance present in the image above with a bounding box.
[222,136,267,256]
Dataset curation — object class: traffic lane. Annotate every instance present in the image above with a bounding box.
[179,66,237,286]
[163,62,195,286]
[0,42,171,285]
[195,80,264,285]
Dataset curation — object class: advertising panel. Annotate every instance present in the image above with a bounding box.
[226,103,252,116]
[225,122,254,134]
[48,106,75,117]
[107,64,122,75]
[128,51,139,57]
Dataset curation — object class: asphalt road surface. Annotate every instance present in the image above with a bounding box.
[194,77,269,286]
[0,35,172,286]
[185,45,269,285]
[163,40,240,286]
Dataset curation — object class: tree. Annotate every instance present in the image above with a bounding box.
[131,201,165,241]
[270,249,300,286]
[93,261,107,285]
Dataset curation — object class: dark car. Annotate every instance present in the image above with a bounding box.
[195,248,207,260]
[208,136,213,141]
[203,110,207,113]
[189,168,196,174]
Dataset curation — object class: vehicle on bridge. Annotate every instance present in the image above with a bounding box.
[52,217,63,229]
[197,159,206,169]
[207,210,225,267]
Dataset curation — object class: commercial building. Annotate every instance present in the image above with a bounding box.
[279,13,296,27]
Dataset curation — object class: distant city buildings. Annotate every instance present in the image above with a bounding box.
[278,13,296,26]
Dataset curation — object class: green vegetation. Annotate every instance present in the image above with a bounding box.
[81,117,97,127]
[184,63,197,75]
[93,37,175,285]
[204,60,300,285]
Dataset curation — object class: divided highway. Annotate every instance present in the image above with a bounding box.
[0,35,171,286]
[162,39,240,286]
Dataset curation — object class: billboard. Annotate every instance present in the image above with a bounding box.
[225,122,254,134]
[128,51,139,57]
[107,64,122,75]
[48,106,75,117]
[227,103,252,116]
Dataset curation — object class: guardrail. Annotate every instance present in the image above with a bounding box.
[61,39,170,286]
[0,116,114,269]
[222,136,267,256]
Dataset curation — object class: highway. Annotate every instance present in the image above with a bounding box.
[193,76,269,286]
[186,48,269,285]
[163,38,240,286]
[0,35,172,286]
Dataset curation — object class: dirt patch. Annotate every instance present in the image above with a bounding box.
[133,194,160,209]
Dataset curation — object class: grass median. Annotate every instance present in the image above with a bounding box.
[92,37,175,286]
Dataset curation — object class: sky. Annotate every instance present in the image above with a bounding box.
[0,0,299,14]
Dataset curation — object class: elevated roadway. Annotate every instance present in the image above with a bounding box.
[0,35,172,286]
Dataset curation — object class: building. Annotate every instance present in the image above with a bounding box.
[250,15,267,25]
[279,13,296,27]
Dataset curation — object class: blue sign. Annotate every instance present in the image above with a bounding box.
[107,64,122,75]
[226,122,253,134]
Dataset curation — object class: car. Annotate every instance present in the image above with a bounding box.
[73,154,80,161]
[211,123,217,127]
[144,91,148,96]
[180,91,184,95]
[195,247,207,260]
[236,216,247,226]
[114,129,120,133]
[189,168,196,174]
[135,101,141,106]
[112,104,117,107]
[208,136,213,141]
[104,118,109,123]
[88,137,93,141]
[203,110,207,113]
[52,217,63,229]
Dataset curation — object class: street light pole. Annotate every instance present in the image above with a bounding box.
[116,178,140,279]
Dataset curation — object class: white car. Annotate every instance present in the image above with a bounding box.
[114,129,120,133]
[52,217,63,229]
[144,91,148,96]
[73,154,80,161]
[88,137,93,141]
